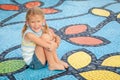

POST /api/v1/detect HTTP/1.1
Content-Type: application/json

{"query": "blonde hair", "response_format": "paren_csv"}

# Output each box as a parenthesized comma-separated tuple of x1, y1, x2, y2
(22, 7, 49, 36)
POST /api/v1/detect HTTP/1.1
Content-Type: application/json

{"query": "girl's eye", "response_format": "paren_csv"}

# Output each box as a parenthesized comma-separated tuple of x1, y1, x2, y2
(31, 21, 35, 23)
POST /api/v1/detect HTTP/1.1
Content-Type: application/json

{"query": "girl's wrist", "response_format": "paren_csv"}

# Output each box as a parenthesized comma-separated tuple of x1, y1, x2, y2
(46, 43, 50, 50)
(46, 46, 50, 51)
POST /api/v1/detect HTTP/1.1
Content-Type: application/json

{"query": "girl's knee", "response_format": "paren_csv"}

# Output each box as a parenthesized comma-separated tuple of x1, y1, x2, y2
(41, 33, 51, 40)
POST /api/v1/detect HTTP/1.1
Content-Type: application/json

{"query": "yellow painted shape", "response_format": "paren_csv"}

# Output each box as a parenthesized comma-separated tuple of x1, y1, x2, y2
(101, 55, 120, 67)
(91, 8, 110, 17)
(67, 51, 91, 69)
(80, 70, 120, 80)
(117, 13, 120, 18)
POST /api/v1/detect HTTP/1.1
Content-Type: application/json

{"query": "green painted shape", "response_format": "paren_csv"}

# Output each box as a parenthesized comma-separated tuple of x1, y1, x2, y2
(0, 60, 25, 74)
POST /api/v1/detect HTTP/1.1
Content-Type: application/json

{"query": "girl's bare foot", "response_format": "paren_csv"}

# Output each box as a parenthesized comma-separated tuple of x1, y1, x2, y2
(49, 63, 65, 70)
(59, 60, 69, 69)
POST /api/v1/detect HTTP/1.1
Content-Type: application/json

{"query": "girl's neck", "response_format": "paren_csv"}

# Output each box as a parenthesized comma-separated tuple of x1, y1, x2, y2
(27, 26, 42, 33)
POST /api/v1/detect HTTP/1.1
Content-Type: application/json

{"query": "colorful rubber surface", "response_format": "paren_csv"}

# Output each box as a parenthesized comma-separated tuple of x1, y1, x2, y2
(0, 0, 120, 80)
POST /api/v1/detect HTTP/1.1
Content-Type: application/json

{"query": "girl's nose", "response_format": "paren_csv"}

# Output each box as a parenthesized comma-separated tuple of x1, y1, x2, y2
(34, 22, 38, 26)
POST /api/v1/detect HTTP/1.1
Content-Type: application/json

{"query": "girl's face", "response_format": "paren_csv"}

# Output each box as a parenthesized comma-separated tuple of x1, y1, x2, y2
(27, 15, 44, 32)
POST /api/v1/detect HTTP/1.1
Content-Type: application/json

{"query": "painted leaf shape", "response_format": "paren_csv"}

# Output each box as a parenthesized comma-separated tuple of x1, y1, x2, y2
(69, 36, 104, 46)
(65, 24, 88, 35)
(67, 51, 91, 69)
(42, 8, 59, 14)
(80, 70, 120, 80)
(25, 1, 41, 9)
(0, 4, 19, 10)
(0, 60, 25, 74)
(91, 8, 110, 17)
(101, 55, 120, 67)
(117, 13, 120, 18)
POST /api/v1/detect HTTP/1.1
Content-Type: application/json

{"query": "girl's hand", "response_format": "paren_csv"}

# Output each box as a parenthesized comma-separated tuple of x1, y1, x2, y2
(46, 41, 55, 51)
(48, 41, 58, 51)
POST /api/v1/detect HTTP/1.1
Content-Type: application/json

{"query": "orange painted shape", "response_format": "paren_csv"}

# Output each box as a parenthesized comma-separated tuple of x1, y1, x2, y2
(42, 8, 58, 14)
(25, 1, 41, 9)
(0, 4, 19, 10)
(65, 25, 87, 35)
(69, 36, 103, 45)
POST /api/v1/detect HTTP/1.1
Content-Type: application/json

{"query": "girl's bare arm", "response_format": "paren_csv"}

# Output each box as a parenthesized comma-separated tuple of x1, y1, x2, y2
(51, 31, 61, 47)
(25, 32, 53, 50)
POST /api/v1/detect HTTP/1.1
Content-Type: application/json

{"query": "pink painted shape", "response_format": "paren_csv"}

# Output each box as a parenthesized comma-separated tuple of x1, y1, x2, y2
(65, 25, 87, 35)
(42, 8, 58, 14)
(25, 1, 41, 9)
(0, 4, 19, 10)
(69, 36, 103, 45)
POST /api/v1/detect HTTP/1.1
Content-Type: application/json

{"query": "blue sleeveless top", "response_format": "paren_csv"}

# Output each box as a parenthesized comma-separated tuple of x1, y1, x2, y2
(21, 27, 42, 65)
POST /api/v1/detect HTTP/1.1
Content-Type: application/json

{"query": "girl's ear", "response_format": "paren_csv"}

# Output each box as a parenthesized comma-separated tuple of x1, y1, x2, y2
(42, 19, 46, 26)
(43, 19, 46, 23)
(25, 21, 29, 27)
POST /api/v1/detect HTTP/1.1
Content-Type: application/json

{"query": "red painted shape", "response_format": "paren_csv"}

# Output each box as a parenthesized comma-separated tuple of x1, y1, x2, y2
(25, 1, 41, 9)
(0, 4, 19, 10)
(42, 8, 58, 14)
(69, 36, 103, 45)
(65, 25, 87, 35)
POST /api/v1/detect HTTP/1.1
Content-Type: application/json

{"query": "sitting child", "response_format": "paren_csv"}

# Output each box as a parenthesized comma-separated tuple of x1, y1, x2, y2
(21, 7, 69, 70)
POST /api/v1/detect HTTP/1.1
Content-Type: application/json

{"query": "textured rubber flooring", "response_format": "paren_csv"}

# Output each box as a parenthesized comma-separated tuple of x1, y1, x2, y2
(0, 0, 120, 80)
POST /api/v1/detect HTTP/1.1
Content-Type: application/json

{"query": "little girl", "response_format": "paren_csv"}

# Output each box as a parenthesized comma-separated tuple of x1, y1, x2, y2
(21, 7, 69, 70)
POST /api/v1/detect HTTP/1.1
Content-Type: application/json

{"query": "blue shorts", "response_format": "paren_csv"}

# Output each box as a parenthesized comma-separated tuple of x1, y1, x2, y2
(29, 53, 46, 69)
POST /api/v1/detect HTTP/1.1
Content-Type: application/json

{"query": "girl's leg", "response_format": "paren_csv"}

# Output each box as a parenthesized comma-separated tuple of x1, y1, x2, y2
(41, 33, 65, 70)
(49, 41, 69, 69)
(46, 41, 69, 68)
(44, 50, 65, 70)
(35, 45, 46, 65)
(52, 51, 69, 69)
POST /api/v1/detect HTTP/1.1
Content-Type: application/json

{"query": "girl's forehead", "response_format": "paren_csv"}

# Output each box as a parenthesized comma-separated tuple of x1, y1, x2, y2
(28, 15, 44, 20)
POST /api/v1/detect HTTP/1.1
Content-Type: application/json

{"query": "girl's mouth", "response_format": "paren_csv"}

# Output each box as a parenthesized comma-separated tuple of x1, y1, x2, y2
(34, 27, 41, 30)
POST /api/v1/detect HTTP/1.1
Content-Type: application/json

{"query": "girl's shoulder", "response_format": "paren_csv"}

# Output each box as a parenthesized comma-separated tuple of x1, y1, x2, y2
(22, 29, 34, 41)
(23, 29, 32, 37)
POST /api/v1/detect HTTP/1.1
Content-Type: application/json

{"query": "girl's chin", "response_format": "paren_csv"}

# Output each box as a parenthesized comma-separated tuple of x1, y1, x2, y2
(33, 28, 41, 32)
(34, 28, 41, 32)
